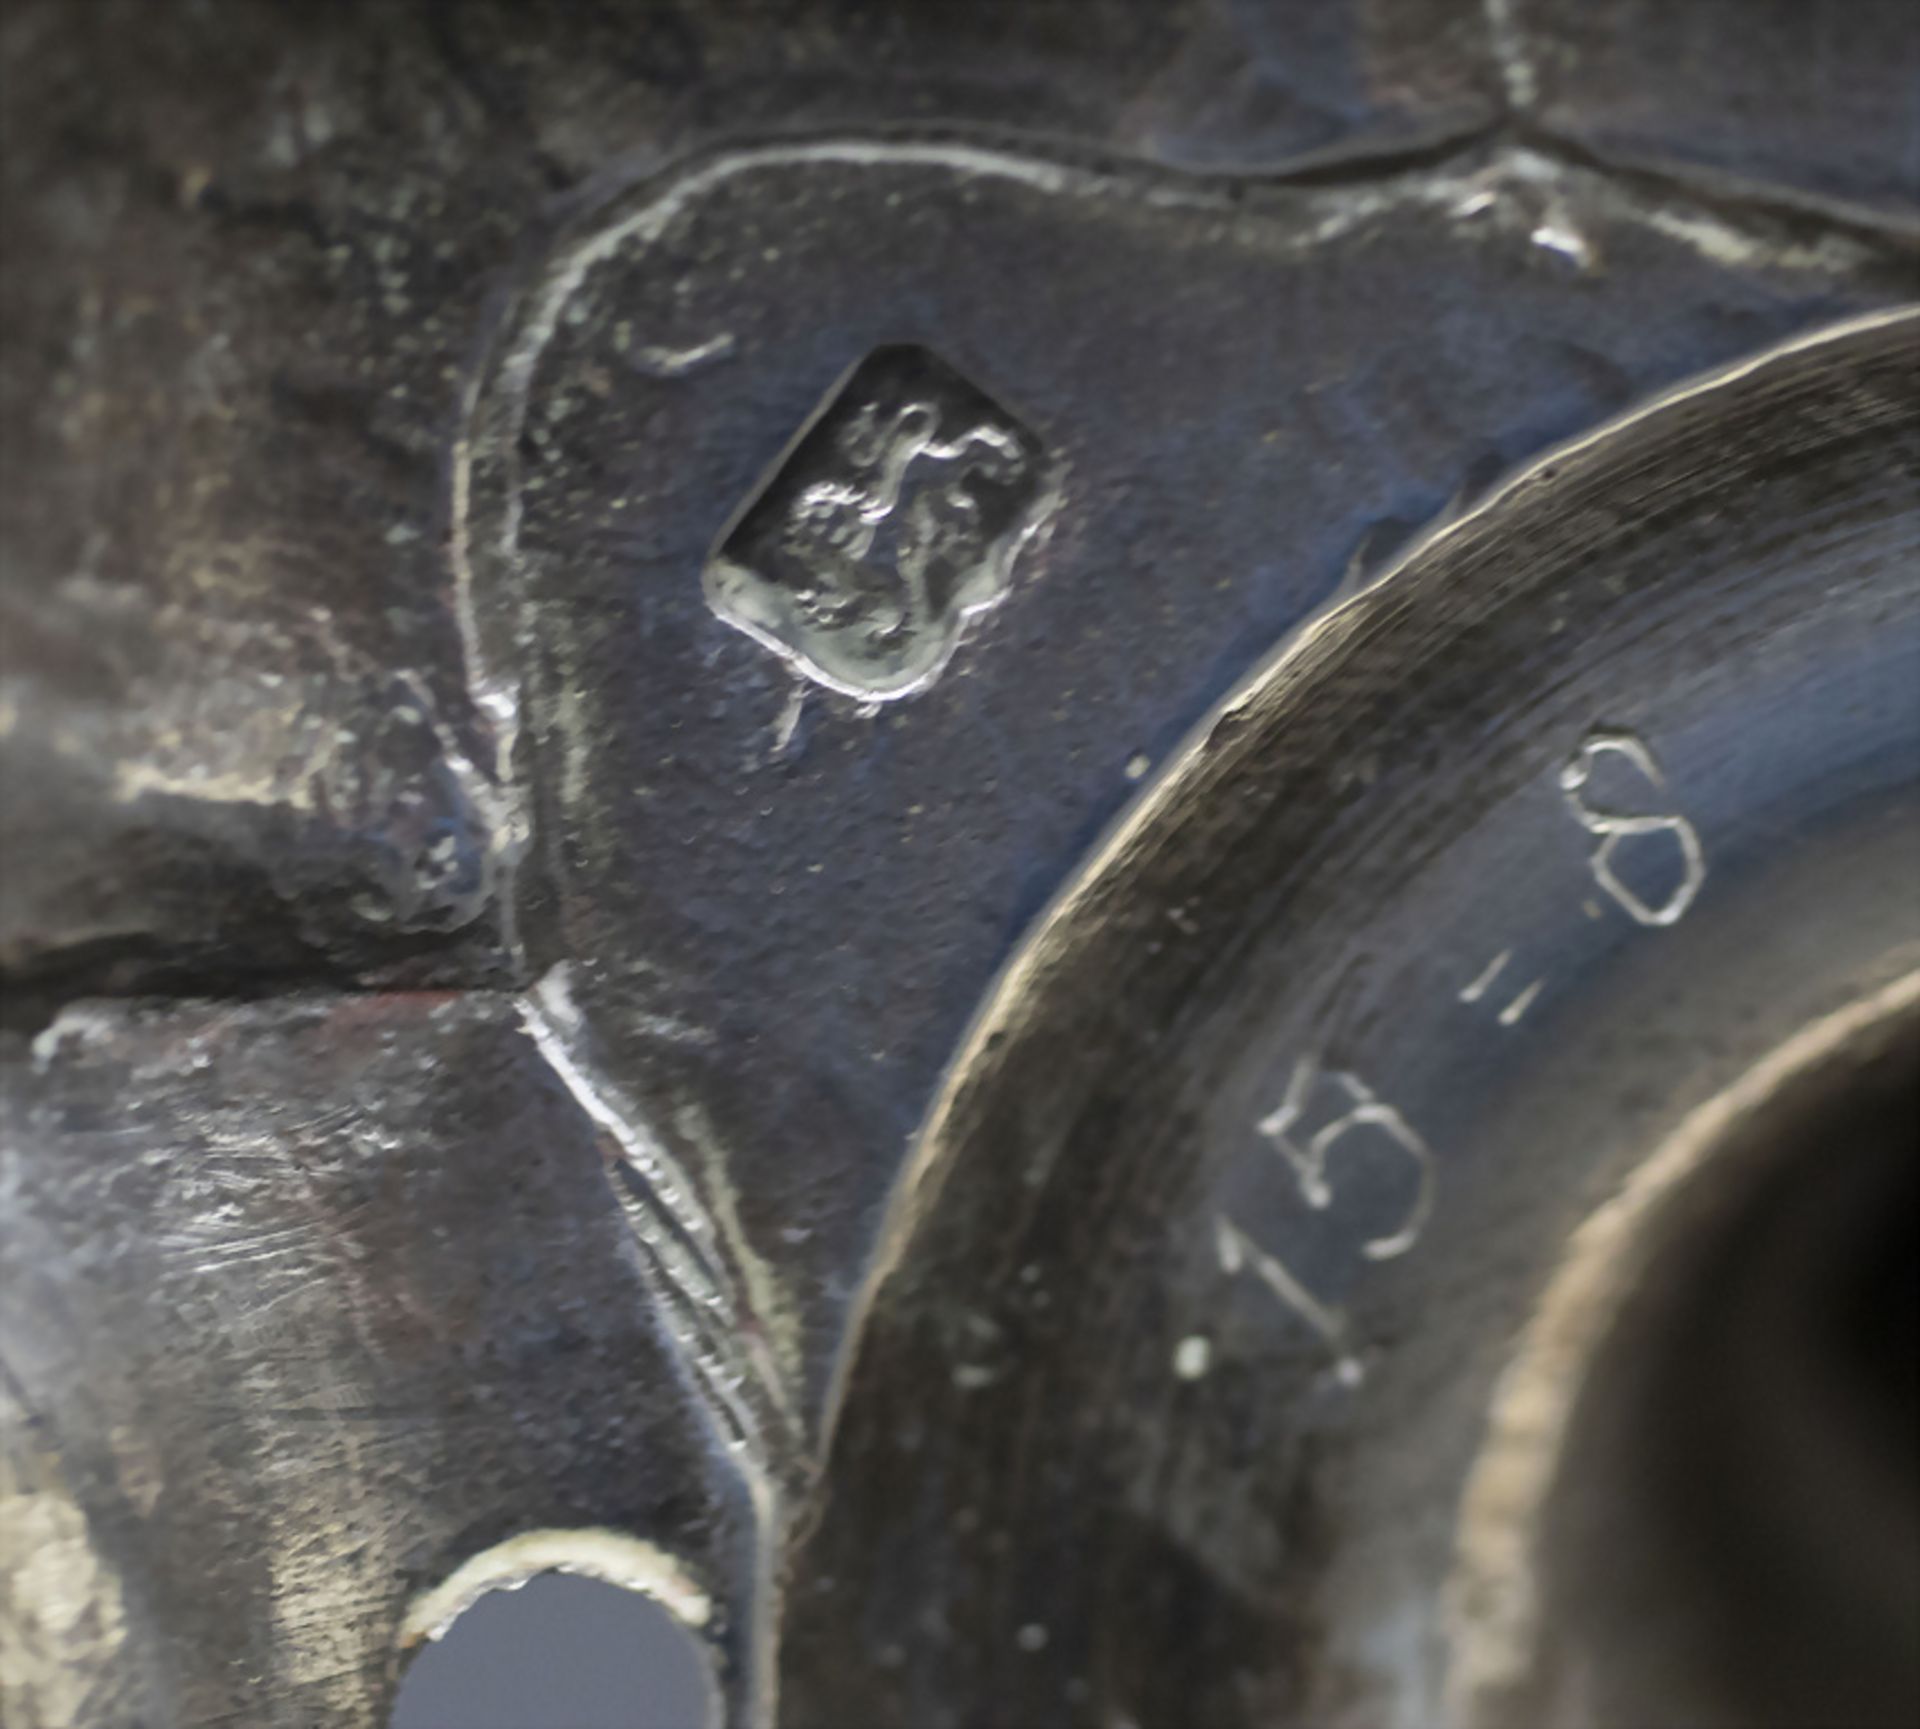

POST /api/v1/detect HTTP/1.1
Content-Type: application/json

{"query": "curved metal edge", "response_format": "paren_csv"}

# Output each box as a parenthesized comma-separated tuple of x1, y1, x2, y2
(1442, 963, 1920, 1722)
(827, 303, 1920, 1455)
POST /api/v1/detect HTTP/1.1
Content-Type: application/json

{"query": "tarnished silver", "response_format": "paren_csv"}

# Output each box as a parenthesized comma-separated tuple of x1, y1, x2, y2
(3, 3, 1916, 1726)
(704, 344, 1059, 700)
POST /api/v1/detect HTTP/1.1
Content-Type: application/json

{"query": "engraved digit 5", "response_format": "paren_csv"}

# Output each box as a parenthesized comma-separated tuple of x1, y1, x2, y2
(1559, 729, 1706, 927)
(1257, 1055, 1436, 1261)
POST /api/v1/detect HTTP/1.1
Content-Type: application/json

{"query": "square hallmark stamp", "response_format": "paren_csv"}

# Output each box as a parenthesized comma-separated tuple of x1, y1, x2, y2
(704, 345, 1058, 700)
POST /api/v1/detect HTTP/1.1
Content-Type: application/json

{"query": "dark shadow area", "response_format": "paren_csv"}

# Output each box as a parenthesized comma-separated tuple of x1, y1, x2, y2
(1539, 1002, 1920, 1728)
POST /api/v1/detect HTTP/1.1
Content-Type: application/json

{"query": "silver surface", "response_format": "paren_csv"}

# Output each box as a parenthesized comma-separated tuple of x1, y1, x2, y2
(3, 4, 1916, 1725)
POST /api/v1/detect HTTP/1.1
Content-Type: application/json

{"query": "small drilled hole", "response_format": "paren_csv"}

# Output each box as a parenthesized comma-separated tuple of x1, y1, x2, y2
(390, 1572, 717, 1729)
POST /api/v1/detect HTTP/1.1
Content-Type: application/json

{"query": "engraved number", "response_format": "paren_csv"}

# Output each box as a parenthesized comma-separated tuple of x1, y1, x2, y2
(1256, 1055, 1435, 1261)
(1559, 729, 1705, 927)
(1218, 1057, 1437, 1386)
(1216, 1215, 1363, 1386)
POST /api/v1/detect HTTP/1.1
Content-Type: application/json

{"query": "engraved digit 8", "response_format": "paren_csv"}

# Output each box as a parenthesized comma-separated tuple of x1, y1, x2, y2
(1560, 729, 1706, 927)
